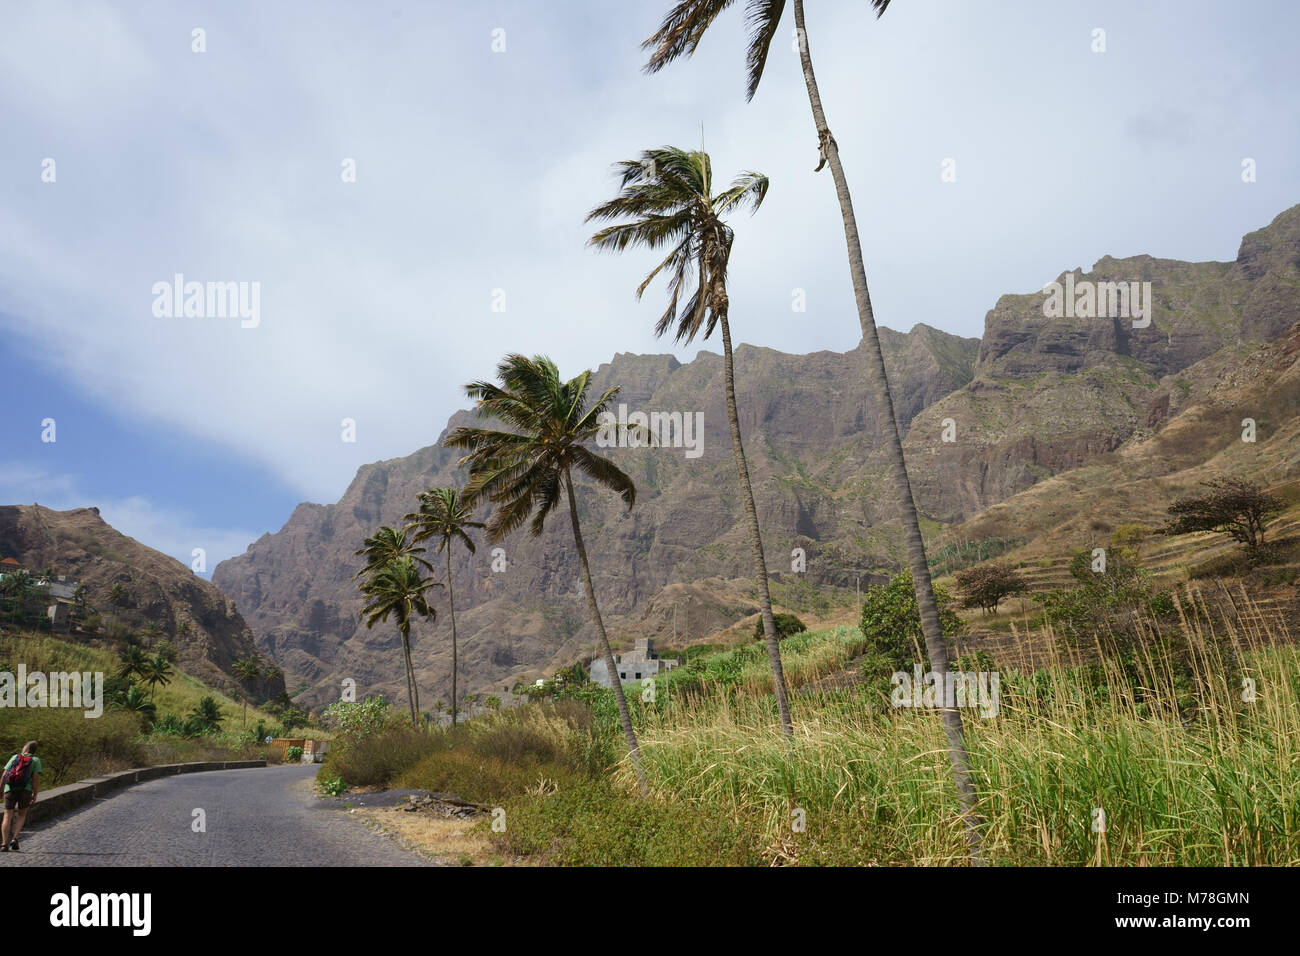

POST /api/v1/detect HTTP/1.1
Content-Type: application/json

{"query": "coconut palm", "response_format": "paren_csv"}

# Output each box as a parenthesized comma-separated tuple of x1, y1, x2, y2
(353, 525, 432, 581)
(141, 654, 174, 699)
(404, 487, 484, 729)
(587, 145, 794, 739)
(642, 0, 984, 859)
(445, 354, 649, 795)
(120, 683, 157, 727)
(0, 570, 32, 625)
(187, 695, 224, 733)
(358, 557, 440, 724)
(232, 655, 262, 727)
(117, 644, 149, 682)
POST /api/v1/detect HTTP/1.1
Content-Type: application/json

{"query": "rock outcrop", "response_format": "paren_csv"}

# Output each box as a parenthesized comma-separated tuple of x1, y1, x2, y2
(0, 504, 280, 697)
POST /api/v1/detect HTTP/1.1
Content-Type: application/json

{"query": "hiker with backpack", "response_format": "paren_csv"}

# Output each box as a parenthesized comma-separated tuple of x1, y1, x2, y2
(1, 741, 41, 852)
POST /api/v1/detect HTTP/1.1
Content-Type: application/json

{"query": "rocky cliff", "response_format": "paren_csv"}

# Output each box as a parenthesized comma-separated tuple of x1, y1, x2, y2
(212, 204, 1300, 710)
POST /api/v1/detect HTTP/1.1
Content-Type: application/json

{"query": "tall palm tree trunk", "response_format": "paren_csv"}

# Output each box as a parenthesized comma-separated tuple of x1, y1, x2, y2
(564, 469, 648, 796)
(718, 311, 794, 738)
(400, 627, 419, 723)
(792, 0, 983, 862)
(446, 548, 459, 728)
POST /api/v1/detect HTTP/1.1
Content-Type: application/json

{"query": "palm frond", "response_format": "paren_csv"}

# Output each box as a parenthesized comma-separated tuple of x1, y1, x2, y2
(643, 0, 739, 74)
(570, 446, 637, 510)
(743, 0, 786, 100)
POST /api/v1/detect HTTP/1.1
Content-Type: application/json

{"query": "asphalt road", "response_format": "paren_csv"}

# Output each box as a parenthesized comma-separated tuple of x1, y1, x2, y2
(0, 764, 430, 867)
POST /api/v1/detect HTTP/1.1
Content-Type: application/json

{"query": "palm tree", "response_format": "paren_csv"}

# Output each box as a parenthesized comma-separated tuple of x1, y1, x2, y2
(358, 557, 440, 723)
(355, 524, 434, 717)
(445, 354, 649, 795)
(353, 525, 432, 581)
(117, 644, 148, 682)
(232, 655, 262, 727)
(141, 654, 174, 699)
(642, 0, 985, 860)
(120, 683, 157, 727)
(405, 487, 484, 729)
(587, 145, 794, 739)
(0, 570, 31, 625)
(187, 695, 224, 733)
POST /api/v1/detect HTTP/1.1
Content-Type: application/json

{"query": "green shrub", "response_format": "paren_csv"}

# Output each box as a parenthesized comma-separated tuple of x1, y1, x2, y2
(286, 745, 304, 762)
(859, 571, 962, 695)
(317, 722, 434, 789)
(0, 709, 146, 787)
(753, 613, 807, 641)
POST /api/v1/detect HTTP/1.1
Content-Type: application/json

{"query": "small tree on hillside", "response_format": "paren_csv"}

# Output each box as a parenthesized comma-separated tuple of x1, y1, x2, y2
(1161, 478, 1283, 559)
(860, 571, 963, 691)
(954, 564, 1028, 615)
(752, 613, 807, 640)
(1111, 524, 1151, 560)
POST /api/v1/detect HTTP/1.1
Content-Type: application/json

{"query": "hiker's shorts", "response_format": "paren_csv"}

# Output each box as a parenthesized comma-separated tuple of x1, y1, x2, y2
(3, 790, 33, 810)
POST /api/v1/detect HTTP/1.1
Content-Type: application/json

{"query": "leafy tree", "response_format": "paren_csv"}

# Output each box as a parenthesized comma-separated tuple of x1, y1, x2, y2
(322, 697, 397, 742)
(860, 571, 963, 685)
(358, 557, 440, 724)
(1035, 548, 1169, 645)
(446, 354, 649, 795)
(109, 582, 129, 607)
(271, 702, 310, 732)
(641, 0, 984, 861)
(588, 145, 797, 737)
(110, 621, 141, 647)
(955, 564, 1028, 615)
(1111, 524, 1151, 560)
(1161, 477, 1283, 558)
(485, 695, 502, 711)
(556, 661, 590, 685)
(405, 486, 484, 729)
(752, 612, 806, 640)
(0, 570, 33, 625)
(152, 639, 178, 664)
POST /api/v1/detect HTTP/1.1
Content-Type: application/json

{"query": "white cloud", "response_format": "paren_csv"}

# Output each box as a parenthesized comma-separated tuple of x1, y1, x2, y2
(2, 0, 1296, 510)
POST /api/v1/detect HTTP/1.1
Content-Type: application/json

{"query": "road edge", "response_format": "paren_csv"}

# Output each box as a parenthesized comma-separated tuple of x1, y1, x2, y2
(23, 760, 267, 826)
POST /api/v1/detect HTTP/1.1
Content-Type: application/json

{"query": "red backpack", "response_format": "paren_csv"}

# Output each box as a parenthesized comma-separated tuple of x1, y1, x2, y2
(2, 754, 32, 791)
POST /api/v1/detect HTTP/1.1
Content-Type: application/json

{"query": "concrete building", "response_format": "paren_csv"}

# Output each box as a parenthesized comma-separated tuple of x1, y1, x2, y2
(590, 638, 681, 688)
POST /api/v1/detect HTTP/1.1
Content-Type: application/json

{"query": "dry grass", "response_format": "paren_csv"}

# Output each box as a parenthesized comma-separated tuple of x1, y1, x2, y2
(352, 807, 497, 865)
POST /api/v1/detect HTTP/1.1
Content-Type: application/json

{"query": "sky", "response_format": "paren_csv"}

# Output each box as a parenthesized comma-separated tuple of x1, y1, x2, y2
(1, 0, 1298, 576)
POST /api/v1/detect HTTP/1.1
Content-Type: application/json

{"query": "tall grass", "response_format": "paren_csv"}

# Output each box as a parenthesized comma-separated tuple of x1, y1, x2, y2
(613, 586, 1300, 865)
